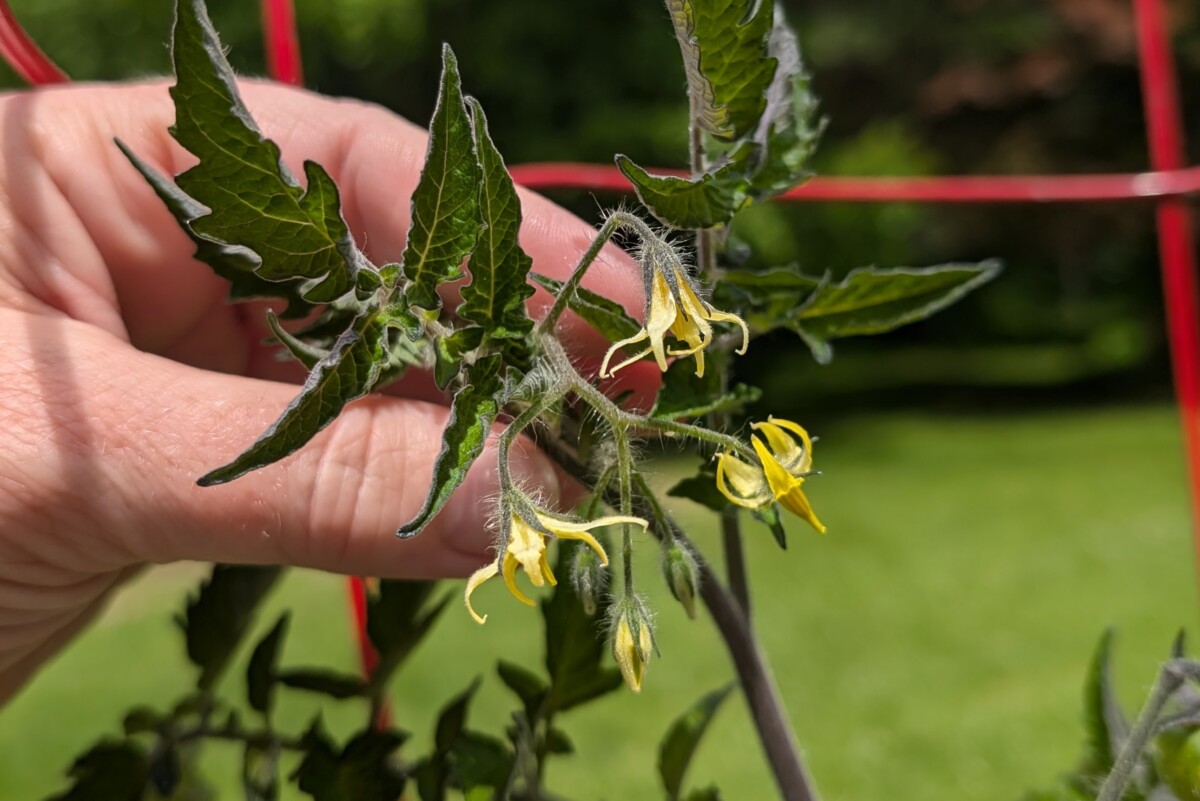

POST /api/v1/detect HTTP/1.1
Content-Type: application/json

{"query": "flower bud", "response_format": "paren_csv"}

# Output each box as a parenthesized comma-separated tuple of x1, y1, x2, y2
(662, 542, 700, 620)
(570, 538, 609, 617)
(609, 598, 654, 693)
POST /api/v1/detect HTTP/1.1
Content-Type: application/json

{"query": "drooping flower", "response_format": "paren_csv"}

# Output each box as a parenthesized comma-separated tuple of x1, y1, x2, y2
(599, 254, 748, 379)
(612, 607, 654, 693)
(715, 416, 826, 534)
(465, 508, 647, 624)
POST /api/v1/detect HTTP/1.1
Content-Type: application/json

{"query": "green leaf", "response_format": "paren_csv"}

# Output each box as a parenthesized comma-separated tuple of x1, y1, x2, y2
(450, 732, 513, 797)
(665, 0, 777, 140)
(659, 685, 734, 800)
(435, 679, 481, 753)
(433, 327, 485, 391)
(651, 357, 761, 420)
(461, 98, 535, 364)
(293, 725, 407, 801)
(198, 310, 387, 485)
(147, 745, 182, 797)
(367, 581, 450, 686)
(396, 355, 504, 538)
(243, 743, 280, 801)
(529, 273, 641, 342)
(544, 727, 574, 755)
(154, 0, 367, 306)
(181, 565, 282, 692)
(712, 265, 823, 334)
(667, 463, 729, 514)
(277, 669, 367, 700)
(496, 660, 549, 718)
(792, 262, 1002, 364)
(247, 613, 290, 715)
(121, 707, 163, 736)
(683, 788, 724, 801)
(748, 6, 823, 199)
(1081, 629, 1130, 778)
(543, 544, 624, 712)
(401, 44, 481, 313)
(266, 311, 327, 370)
(616, 142, 756, 229)
(49, 740, 148, 801)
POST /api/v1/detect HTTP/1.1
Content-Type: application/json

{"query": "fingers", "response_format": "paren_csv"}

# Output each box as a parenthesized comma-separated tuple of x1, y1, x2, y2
(1, 81, 646, 363)
(0, 311, 562, 579)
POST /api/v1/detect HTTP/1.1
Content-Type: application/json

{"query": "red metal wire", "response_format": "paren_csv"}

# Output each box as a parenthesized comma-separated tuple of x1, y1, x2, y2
(260, 0, 303, 87)
(0, 1, 66, 85)
(509, 162, 1200, 204)
(1133, 0, 1200, 588)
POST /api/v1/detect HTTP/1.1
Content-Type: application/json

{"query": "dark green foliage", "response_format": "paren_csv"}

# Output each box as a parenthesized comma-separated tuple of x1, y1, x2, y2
(180, 565, 282, 692)
(366, 580, 451, 688)
(247, 614, 289, 716)
(1080, 629, 1130, 782)
(415, 679, 514, 801)
(651, 357, 761, 420)
(713, 266, 823, 334)
(658, 685, 734, 800)
(668, 463, 729, 514)
(496, 661, 549, 721)
(616, 144, 756, 230)
(277, 669, 368, 700)
(396, 355, 505, 538)
(400, 45, 481, 314)
(198, 312, 388, 485)
(530, 273, 642, 342)
(243, 744, 280, 801)
(48, 741, 148, 801)
(293, 724, 408, 801)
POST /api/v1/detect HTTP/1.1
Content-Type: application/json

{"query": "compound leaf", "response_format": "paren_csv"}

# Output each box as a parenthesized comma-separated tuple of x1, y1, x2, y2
(293, 725, 407, 801)
(396, 355, 504, 538)
(530, 273, 641, 342)
(616, 142, 756, 229)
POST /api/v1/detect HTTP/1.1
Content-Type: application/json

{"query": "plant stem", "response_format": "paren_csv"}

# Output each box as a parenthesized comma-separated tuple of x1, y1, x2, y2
(721, 506, 751, 615)
(630, 413, 756, 461)
(1097, 661, 1186, 801)
(538, 435, 820, 801)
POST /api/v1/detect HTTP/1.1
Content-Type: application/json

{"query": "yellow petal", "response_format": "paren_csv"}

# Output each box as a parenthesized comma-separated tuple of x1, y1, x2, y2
(600, 328, 650, 378)
(464, 562, 500, 625)
(704, 303, 750, 355)
(779, 484, 827, 534)
(715, 452, 772, 508)
(752, 436, 803, 498)
(752, 420, 811, 475)
(501, 553, 537, 607)
(614, 617, 649, 692)
(540, 550, 558, 586)
(645, 269, 678, 371)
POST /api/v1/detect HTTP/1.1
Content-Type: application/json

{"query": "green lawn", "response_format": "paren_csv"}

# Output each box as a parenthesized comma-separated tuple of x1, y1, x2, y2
(1, 405, 1195, 801)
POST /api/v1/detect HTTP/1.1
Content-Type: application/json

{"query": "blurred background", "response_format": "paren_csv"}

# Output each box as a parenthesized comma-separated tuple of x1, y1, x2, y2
(0, 1, 1198, 799)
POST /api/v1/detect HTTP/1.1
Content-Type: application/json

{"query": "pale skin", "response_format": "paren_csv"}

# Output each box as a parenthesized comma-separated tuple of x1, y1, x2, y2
(0, 80, 656, 704)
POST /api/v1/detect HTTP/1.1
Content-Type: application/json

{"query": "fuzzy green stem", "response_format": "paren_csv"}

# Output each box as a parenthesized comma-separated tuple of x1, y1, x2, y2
(1097, 661, 1186, 801)
(498, 388, 567, 495)
(633, 472, 675, 545)
(630, 414, 756, 461)
(539, 211, 653, 335)
(616, 428, 636, 592)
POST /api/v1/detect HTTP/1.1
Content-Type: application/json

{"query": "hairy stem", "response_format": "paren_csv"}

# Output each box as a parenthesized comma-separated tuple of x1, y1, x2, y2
(629, 413, 756, 461)
(1097, 661, 1186, 801)
(538, 435, 819, 801)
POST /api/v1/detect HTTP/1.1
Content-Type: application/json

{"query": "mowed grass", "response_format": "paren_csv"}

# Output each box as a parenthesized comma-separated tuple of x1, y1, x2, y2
(0, 405, 1195, 801)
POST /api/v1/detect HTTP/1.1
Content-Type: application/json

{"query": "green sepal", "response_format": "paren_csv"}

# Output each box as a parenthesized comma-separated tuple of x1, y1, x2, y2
(434, 327, 485, 390)
(542, 544, 624, 712)
(665, 0, 778, 140)
(400, 44, 482, 313)
(753, 504, 788, 550)
(530, 273, 641, 342)
(461, 98, 536, 365)
(246, 613, 290, 716)
(198, 309, 387, 485)
(179, 565, 282, 692)
(659, 684, 735, 800)
(163, 0, 367, 305)
(292, 723, 408, 801)
(396, 355, 504, 538)
(748, 7, 823, 200)
(791, 261, 1003, 364)
(616, 142, 757, 229)
(651, 357, 761, 420)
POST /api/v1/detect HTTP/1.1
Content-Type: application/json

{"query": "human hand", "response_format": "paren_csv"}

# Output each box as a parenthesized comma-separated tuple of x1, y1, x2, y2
(0, 81, 652, 703)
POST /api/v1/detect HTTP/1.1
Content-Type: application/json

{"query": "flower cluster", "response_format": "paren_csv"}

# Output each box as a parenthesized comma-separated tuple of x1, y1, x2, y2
(716, 417, 826, 534)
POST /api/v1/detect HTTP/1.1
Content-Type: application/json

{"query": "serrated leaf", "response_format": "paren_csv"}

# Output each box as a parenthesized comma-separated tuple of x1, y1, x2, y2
(181, 565, 282, 692)
(155, 0, 367, 306)
(48, 740, 148, 801)
(530, 273, 641, 342)
(749, 6, 823, 199)
(401, 45, 481, 313)
(243, 743, 280, 801)
(277, 669, 367, 700)
(667, 463, 729, 514)
(713, 265, 824, 334)
(247, 613, 289, 715)
(293, 726, 407, 801)
(666, 0, 778, 140)
(434, 327, 485, 391)
(266, 311, 327, 370)
(1081, 629, 1130, 778)
(198, 309, 386, 485)
(396, 355, 504, 538)
(792, 262, 1002, 364)
(659, 685, 734, 800)
(616, 142, 756, 229)
(461, 98, 535, 364)
(651, 357, 761, 420)
(543, 545, 624, 712)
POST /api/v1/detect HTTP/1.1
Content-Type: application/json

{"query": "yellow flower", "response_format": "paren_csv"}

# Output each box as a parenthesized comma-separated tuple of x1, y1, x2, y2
(613, 612, 654, 693)
(599, 260, 748, 379)
(465, 509, 647, 624)
(715, 416, 826, 534)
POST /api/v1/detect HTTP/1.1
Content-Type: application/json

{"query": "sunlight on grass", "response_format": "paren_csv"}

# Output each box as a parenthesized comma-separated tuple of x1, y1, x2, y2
(0, 405, 1194, 801)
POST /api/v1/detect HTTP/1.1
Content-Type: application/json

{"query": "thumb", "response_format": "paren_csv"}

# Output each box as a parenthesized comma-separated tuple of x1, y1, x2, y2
(3, 311, 558, 579)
